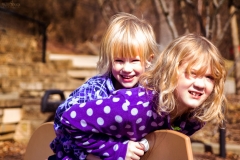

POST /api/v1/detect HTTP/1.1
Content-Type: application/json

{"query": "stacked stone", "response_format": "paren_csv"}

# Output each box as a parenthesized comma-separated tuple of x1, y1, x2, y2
(0, 28, 84, 142)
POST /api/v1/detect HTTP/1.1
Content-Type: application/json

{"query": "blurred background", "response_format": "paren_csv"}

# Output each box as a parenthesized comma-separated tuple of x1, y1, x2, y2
(0, 0, 240, 159)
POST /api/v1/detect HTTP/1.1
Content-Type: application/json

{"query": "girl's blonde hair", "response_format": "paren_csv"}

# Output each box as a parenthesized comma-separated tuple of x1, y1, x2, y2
(140, 33, 227, 124)
(97, 12, 159, 75)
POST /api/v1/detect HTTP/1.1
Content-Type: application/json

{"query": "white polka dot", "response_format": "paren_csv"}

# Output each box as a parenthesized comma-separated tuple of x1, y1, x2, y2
(122, 100, 130, 111)
(137, 101, 143, 105)
(92, 128, 99, 133)
(123, 140, 129, 144)
(115, 115, 122, 123)
(87, 108, 93, 116)
(138, 92, 145, 96)
(116, 134, 122, 138)
(81, 120, 87, 127)
(142, 133, 147, 137)
(131, 108, 138, 116)
(110, 125, 117, 130)
(79, 103, 86, 107)
(83, 141, 90, 145)
(125, 124, 131, 128)
(113, 144, 119, 151)
(127, 132, 134, 136)
(153, 112, 157, 119)
(99, 144, 105, 149)
(103, 152, 109, 156)
(113, 97, 120, 102)
(151, 121, 158, 127)
(117, 157, 124, 160)
(87, 149, 92, 153)
(104, 106, 111, 114)
(125, 90, 132, 96)
(97, 117, 104, 125)
(70, 111, 76, 118)
(131, 137, 137, 141)
(136, 118, 142, 124)
(146, 110, 152, 117)
(96, 99, 103, 105)
(139, 125, 145, 131)
(159, 121, 164, 126)
(143, 102, 149, 107)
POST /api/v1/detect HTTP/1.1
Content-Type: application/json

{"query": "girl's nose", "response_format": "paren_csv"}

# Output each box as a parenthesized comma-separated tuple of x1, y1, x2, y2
(122, 62, 133, 73)
(193, 77, 205, 89)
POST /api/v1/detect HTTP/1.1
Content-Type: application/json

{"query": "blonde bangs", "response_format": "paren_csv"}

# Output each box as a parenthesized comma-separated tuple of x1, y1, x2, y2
(182, 45, 225, 82)
(110, 27, 150, 64)
(112, 40, 144, 60)
(184, 54, 210, 75)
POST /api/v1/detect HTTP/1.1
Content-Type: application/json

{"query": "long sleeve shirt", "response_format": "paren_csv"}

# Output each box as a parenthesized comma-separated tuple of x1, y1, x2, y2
(50, 75, 116, 160)
(61, 86, 204, 160)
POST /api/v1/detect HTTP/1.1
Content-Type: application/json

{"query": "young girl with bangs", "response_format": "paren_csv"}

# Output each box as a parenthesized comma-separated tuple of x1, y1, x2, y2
(60, 33, 227, 160)
(49, 12, 159, 160)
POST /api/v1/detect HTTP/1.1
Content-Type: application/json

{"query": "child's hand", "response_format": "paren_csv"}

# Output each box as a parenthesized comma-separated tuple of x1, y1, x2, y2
(125, 141, 145, 160)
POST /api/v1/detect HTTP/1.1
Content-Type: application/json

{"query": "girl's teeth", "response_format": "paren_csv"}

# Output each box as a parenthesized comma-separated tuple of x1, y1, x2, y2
(191, 92, 200, 96)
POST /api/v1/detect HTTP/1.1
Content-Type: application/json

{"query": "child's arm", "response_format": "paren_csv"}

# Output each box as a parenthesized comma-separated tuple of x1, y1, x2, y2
(72, 131, 144, 160)
(61, 88, 155, 159)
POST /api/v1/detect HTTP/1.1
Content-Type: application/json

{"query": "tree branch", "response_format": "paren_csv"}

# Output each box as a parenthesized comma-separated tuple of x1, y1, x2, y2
(215, 9, 237, 46)
(158, 0, 178, 38)
(97, 0, 110, 24)
(180, 0, 189, 34)
(184, 0, 206, 36)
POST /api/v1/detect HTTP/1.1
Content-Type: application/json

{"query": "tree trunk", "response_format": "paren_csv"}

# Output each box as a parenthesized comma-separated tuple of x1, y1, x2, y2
(230, 5, 240, 94)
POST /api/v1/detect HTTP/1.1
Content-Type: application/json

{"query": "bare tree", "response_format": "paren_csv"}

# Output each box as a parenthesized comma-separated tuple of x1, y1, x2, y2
(155, 0, 178, 39)
(229, 1, 240, 94)
(153, 0, 240, 94)
(97, 0, 144, 24)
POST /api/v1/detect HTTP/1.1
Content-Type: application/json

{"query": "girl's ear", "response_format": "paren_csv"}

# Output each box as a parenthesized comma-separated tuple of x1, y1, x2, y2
(148, 54, 154, 62)
(145, 54, 154, 69)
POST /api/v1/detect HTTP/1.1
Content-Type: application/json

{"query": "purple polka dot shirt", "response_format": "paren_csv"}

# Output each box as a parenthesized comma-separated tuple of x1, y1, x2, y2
(61, 87, 204, 159)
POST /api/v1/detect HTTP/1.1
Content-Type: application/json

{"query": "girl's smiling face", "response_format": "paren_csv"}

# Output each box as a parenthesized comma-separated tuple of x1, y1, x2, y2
(174, 62, 215, 112)
(112, 56, 145, 90)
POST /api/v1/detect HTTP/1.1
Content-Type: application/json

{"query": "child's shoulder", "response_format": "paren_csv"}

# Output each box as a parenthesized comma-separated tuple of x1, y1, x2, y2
(81, 75, 111, 87)
(70, 75, 111, 96)
(86, 75, 109, 82)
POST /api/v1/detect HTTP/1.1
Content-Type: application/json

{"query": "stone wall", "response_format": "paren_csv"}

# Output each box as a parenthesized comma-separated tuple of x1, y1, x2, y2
(0, 28, 93, 142)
